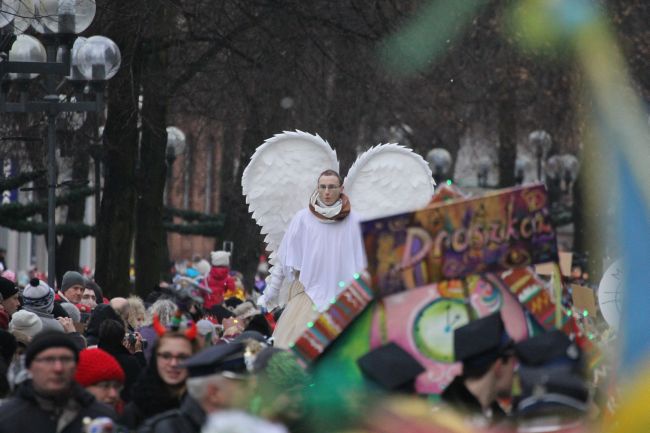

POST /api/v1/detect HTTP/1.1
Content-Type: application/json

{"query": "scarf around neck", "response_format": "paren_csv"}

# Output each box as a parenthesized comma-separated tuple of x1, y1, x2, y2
(309, 190, 351, 222)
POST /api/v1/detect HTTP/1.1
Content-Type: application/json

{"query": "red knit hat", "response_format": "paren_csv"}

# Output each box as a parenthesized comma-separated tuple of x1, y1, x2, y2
(74, 348, 125, 387)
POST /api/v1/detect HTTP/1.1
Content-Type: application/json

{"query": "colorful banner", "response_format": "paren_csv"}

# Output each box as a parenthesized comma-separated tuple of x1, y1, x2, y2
(362, 184, 558, 296)
(291, 273, 374, 366)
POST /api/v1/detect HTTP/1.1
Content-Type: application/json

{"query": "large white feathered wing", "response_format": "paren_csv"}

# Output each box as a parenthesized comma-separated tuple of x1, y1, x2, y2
(242, 130, 339, 265)
(344, 143, 435, 220)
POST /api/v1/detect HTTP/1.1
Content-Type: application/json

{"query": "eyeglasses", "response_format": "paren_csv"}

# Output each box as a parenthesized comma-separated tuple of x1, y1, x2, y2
(318, 184, 340, 191)
(157, 352, 191, 362)
(93, 381, 124, 392)
(32, 356, 76, 366)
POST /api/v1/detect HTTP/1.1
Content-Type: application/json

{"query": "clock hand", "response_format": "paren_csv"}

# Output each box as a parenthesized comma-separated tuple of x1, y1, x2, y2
(444, 304, 451, 332)
(449, 313, 462, 328)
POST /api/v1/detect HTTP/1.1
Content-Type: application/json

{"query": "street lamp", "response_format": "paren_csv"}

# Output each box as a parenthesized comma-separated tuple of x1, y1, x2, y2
(515, 155, 532, 185)
(545, 154, 580, 193)
(1, 1, 121, 289)
(165, 126, 186, 205)
(426, 148, 452, 185)
(477, 156, 491, 188)
(528, 130, 552, 181)
(544, 153, 580, 227)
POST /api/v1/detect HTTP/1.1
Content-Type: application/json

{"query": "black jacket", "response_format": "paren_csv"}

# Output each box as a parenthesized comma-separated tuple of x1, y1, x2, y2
(85, 304, 122, 346)
(440, 376, 507, 423)
(98, 340, 145, 403)
(137, 395, 206, 433)
(120, 370, 184, 430)
(0, 380, 115, 433)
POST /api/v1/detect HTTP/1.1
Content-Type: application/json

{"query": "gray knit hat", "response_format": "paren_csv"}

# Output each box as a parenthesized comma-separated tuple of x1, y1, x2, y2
(61, 271, 86, 293)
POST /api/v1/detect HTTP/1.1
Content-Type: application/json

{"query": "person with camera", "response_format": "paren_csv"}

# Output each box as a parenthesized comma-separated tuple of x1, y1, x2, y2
(121, 327, 199, 430)
(97, 319, 145, 404)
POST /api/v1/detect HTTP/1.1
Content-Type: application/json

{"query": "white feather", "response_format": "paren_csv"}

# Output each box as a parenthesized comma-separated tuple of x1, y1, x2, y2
(242, 130, 339, 265)
(344, 143, 435, 220)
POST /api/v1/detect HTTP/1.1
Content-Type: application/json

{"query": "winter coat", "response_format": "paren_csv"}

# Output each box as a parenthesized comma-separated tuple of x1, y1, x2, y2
(137, 325, 158, 364)
(23, 308, 65, 333)
(85, 303, 123, 346)
(204, 266, 235, 309)
(0, 309, 9, 330)
(120, 367, 185, 430)
(137, 395, 205, 433)
(0, 380, 115, 433)
(98, 340, 146, 403)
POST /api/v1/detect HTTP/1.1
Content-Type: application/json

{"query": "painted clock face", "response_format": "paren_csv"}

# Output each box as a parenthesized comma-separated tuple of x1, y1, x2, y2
(412, 298, 470, 363)
(598, 259, 623, 330)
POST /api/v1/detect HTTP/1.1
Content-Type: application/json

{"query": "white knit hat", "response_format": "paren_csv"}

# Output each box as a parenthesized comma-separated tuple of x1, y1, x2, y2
(196, 319, 215, 336)
(9, 310, 43, 338)
(210, 251, 230, 267)
(195, 259, 211, 275)
(22, 278, 55, 314)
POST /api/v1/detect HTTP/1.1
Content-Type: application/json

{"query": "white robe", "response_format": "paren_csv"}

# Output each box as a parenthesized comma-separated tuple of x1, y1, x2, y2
(275, 208, 367, 312)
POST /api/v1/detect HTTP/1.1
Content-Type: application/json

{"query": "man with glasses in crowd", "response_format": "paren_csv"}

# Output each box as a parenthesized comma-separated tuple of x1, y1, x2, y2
(257, 169, 367, 348)
(0, 332, 115, 433)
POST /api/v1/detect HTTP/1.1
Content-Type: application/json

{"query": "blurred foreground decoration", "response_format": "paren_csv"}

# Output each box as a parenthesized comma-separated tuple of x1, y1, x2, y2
(510, 0, 650, 377)
(376, 0, 649, 430)
(292, 0, 648, 429)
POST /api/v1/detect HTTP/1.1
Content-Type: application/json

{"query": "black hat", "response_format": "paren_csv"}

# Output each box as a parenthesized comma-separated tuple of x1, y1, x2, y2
(515, 330, 583, 374)
(181, 341, 248, 379)
(357, 342, 425, 392)
(224, 297, 243, 309)
(85, 280, 104, 302)
(208, 304, 234, 323)
(25, 331, 80, 368)
(454, 312, 512, 373)
(0, 276, 18, 301)
(231, 330, 268, 345)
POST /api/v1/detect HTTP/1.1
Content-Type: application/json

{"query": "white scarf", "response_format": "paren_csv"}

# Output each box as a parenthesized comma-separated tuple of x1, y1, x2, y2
(310, 191, 342, 222)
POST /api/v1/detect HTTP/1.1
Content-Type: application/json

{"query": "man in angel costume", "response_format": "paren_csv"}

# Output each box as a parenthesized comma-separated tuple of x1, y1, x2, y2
(259, 169, 366, 347)
(243, 131, 435, 348)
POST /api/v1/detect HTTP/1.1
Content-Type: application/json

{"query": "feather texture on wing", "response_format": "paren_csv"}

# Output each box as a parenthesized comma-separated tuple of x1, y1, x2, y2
(344, 143, 435, 220)
(242, 130, 339, 265)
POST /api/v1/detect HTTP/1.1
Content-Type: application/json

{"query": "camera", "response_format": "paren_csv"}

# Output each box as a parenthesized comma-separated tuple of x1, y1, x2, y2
(125, 332, 148, 349)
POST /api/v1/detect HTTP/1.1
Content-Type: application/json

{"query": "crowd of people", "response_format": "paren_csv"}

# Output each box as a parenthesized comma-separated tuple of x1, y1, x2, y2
(0, 252, 306, 433)
(0, 169, 611, 433)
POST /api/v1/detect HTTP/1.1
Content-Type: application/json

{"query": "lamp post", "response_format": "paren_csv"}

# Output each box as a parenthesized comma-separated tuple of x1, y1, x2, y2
(545, 153, 580, 226)
(477, 156, 491, 188)
(1, 2, 121, 288)
(515, 155, 531, 185)
(165, 126, 186, 206)
(545, 154, 580, 193)
(528, 130, 552, 181)
(162, 126, 185, 278)
(426, 148, 452, 185)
